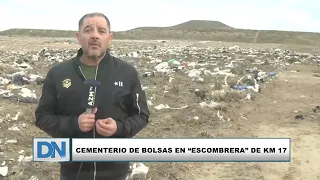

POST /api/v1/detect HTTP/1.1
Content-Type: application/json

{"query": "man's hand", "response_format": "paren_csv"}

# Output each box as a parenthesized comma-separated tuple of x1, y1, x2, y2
(96, 118, 117, 137)
(78, 108, 97, 132)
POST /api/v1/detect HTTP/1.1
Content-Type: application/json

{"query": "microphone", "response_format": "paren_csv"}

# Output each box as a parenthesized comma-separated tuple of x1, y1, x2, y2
(81, 79, 101, 114)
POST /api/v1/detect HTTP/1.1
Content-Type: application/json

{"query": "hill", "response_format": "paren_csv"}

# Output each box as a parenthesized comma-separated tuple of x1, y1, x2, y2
(1, 20, 320, 46)
(130, 20, 234, 30)
(169, 20, 234, 30)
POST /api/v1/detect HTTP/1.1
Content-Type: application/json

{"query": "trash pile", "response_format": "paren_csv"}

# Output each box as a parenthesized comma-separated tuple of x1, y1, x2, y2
(110, 44, 320, 109)
(0, 42, 320, 179)
(0, 45, 319, 105)
(0, 48, 77, 104)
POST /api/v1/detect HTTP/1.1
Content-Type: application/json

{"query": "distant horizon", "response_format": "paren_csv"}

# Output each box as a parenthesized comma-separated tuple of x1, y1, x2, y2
(1, 19, 319, 34)
(0, 0, 319, 33)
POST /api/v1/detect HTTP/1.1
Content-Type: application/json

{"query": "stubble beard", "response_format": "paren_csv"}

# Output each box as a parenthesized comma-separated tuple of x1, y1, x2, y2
(87, 49, 104, 61)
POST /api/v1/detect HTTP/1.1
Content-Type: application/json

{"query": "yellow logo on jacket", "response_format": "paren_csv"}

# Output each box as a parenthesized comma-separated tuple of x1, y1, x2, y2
(62, 79, 71, 88)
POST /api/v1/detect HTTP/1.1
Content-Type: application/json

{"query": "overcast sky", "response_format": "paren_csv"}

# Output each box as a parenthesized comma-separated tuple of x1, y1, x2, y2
(0, 0, 319, 32)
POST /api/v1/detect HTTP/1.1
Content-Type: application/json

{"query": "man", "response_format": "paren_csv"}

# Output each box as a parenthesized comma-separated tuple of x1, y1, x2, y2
(35, 12, 150, 180)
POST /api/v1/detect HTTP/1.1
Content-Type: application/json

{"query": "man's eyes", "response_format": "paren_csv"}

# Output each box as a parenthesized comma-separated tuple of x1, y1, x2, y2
(84, 29, 106, 33)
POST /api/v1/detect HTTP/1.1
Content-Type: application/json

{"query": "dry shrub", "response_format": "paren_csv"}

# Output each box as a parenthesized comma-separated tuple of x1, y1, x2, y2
(0, 64, 19, 75)
(213, 91, 245, 103)
(213, 102, 228, 112)
(230, 67, 246, 75)
(222, 91, 246, 102)
(213, 78, 222, 90)
(226, 78, 238, 88)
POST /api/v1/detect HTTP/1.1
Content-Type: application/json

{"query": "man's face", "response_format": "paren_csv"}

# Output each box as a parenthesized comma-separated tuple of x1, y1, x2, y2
(76, 16, 112, 59)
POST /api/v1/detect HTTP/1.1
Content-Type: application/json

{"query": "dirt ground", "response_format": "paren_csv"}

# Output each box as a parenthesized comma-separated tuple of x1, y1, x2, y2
(187, 65, 320, 180)
(0, 37, 319, 180)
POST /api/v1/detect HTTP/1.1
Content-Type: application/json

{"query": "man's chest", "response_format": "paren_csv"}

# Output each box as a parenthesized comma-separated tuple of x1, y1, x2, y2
(55, 72, 132, 116)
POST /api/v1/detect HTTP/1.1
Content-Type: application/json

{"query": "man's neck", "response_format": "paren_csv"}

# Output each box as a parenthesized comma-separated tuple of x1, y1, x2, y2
(80, 53, 105, 66)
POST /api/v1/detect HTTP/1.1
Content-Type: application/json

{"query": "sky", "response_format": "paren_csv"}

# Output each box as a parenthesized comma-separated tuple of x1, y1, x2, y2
(0, 0, 319, 32)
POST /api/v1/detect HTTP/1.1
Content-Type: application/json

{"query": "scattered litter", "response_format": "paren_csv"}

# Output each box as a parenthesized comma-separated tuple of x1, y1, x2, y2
(188, 69, 201, 78)
(142, 72, 155, 77)
(17, 155, 32, 163)
(240, 113, 248, 120)
(312, 106, 320, 113)
(1, 42, 319, 179)
(12, 112, 20, 121)
(168, 58, 180, 66)
(194, 89, 206, 99)
(129, 162, 149, 179)
(155, 104, 170, 110)
(29, 176, 38, 180)
(155, 104, 188, 110)
(217, 111, 230, 122)
(170, 105, 188, 110)
(0, 166, 8, 177)
(200, 101, 219, 108)
(5, 140, 17, 144)
(22, 156, 32, 162)
(8, 123, 26, 131)
(295, 114, 304, 120)
(154, 62, 170, 73)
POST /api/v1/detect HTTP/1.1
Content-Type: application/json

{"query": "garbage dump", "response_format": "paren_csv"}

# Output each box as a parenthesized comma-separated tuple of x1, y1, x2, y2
(0, 42, 320, 180)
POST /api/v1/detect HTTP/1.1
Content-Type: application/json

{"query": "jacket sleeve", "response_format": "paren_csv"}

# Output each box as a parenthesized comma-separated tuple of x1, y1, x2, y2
(114, 69, 150, 138)
(35, 68, 81, 138)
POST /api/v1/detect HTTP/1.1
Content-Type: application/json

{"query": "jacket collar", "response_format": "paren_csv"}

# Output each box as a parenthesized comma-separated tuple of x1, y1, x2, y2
(73, 48, 112, 81)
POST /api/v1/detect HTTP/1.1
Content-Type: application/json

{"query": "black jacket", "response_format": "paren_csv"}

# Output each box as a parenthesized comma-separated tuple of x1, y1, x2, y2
(35, 48, 150, 179)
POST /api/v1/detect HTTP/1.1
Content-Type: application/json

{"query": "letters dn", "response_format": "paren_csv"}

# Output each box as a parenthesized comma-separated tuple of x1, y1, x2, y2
(33, 138, 70, 162)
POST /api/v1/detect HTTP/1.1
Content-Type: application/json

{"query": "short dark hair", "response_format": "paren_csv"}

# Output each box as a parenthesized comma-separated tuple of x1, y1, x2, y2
(78, 12, 111, 32)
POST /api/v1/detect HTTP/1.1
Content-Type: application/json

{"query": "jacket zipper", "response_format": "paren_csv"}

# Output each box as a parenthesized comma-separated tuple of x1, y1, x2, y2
(78, 65, 99, 180)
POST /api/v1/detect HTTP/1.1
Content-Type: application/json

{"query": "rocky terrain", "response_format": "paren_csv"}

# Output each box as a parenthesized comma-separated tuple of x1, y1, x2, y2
(0, 36, 319, 180)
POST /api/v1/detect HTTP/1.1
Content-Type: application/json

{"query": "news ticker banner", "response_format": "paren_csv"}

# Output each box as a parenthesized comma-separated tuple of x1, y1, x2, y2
(32, 138, 291, 162)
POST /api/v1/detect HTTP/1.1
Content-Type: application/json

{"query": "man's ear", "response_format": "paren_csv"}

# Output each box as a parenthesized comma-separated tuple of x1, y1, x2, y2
(76, 32, 80, 44)
(108, 33, 113, 47)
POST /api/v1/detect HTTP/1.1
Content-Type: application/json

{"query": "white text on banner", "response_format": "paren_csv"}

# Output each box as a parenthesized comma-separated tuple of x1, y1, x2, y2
(71, 138, 290, 162)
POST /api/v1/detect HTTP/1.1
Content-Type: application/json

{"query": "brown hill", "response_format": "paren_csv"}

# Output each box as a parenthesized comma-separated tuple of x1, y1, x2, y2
(130, 20, 234, 31)
(169, 20, 234, 30)
(1, 20, 320, 46)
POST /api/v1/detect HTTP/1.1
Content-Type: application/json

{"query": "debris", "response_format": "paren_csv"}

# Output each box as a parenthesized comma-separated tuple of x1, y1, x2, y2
(295, 114, 304, 120)
(1, 41, 320, 180)
(217, 111, 230, 122)
(0, 166, 8, 177)
(194, 89, 206, 100)
(29, 176, 38, 180)
(155, 104, 188, 110)
(12, 112, 20, 121)
(168, 59, 180, 66)
(129, 162, 149, 179)
(199, 101, 219, 108)
(188, 69, 201, 78)
(154, 62, 170, 73)
(155, 104, 170, 110)
(5, 140, 17, 144)
(170, 105, 188, 110)
(142, 72, 155, 77)
(312, 106, 320, 113)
